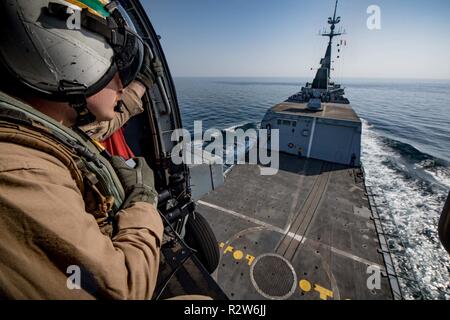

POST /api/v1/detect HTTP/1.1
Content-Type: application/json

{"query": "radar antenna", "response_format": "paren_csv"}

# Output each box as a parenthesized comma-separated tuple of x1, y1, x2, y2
(312, 0, 345, 89)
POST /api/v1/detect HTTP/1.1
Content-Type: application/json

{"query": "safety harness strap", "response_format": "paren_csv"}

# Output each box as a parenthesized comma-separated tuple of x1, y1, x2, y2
(0, 109, 115, 225)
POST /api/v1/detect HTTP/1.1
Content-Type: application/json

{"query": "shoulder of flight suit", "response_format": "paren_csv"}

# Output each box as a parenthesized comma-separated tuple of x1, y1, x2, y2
(0, 142, 163, 300)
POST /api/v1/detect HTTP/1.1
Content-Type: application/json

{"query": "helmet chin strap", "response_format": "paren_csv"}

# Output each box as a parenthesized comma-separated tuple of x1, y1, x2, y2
(59, 80, 97, 127)
(72, 98, 97, 127)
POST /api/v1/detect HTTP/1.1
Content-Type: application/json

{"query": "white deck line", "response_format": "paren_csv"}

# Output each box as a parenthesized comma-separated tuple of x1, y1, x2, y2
(198, 200, 384, 269)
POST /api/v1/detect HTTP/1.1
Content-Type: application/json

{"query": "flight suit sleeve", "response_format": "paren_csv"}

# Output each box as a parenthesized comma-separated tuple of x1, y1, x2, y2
(80, 86, 145, 141)
(0, 144, 163, 300)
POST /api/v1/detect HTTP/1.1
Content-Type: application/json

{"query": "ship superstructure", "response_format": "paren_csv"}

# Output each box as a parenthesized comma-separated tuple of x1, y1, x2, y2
(261, 0, 361, 166)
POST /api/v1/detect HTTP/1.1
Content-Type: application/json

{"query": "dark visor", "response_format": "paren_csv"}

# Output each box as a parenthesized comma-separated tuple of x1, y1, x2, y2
(114, 27, 144, 87)
(80, 2, 144, 87)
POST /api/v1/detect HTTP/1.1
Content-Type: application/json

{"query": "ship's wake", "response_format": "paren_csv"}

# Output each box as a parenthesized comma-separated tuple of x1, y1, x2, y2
(361, 119, 450, 300)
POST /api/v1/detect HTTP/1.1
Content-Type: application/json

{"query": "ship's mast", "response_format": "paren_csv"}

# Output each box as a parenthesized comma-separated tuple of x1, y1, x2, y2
(312, 0, 344, 90)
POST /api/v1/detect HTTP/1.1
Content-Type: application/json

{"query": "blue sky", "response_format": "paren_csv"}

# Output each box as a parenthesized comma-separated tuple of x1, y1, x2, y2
(143, 0, 450, 79)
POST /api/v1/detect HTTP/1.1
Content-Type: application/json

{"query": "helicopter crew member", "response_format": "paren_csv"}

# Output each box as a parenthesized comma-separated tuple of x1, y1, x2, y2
(0, 0, 165, 299)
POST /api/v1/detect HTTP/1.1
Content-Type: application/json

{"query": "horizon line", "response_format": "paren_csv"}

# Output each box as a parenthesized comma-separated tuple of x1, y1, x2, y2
(171, 75, 450, 81)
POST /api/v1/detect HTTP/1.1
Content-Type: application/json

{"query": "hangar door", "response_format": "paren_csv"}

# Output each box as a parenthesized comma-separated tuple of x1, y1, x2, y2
(309, 122, 357, 165)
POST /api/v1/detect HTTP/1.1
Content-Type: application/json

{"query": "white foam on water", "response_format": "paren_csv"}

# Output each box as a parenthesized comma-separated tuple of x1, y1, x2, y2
(361, 120, 450, 299)
(422, 165, 450, 190)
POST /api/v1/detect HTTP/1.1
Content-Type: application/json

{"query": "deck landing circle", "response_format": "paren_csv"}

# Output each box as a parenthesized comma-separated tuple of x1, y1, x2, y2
(250, 253, 297, 300)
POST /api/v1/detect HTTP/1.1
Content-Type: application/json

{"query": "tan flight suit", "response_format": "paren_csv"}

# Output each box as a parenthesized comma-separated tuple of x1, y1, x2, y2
(0, 88, 164, 300)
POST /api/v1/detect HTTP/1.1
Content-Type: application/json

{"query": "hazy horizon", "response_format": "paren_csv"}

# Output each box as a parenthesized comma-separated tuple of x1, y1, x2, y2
(172, 76, 450, 81)
(144, 0, 450, 80)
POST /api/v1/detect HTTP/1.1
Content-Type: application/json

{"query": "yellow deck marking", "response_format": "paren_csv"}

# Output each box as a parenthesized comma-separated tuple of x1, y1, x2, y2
(200, 200, 384, 269)
(299, 279, 312, 292)
(314, 284, 334, 300)
(220, 242, 255, 266)
(219, 242, 336, 300)
(233, 250, 244, 260)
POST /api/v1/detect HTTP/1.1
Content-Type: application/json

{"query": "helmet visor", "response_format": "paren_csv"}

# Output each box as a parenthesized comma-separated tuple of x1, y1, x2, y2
(109, 4, 144, 88)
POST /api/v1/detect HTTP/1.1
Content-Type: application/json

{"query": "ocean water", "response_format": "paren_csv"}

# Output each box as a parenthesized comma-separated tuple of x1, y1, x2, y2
(174, 77, 450, 300)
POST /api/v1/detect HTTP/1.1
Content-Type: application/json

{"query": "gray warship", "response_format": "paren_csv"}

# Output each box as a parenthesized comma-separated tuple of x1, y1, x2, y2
(191, 0, 403, 300)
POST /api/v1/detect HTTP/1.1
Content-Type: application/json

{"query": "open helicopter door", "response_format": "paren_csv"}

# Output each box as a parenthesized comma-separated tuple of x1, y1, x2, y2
(110, 0, 226, 300)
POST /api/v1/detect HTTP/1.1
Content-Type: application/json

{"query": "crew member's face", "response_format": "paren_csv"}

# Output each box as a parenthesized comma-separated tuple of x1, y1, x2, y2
(86, 73, 124, 121)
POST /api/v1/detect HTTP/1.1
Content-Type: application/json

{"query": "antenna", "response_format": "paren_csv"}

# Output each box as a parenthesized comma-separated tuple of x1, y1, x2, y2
(323, 0, 343, 41)
(333, 0, 338, 21)
(311, 0, 345, 89)
(290, 0, 351, 105)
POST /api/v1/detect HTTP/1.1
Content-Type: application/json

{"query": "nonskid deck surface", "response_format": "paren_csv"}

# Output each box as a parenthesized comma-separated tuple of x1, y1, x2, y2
(196, 153, 393, 300)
